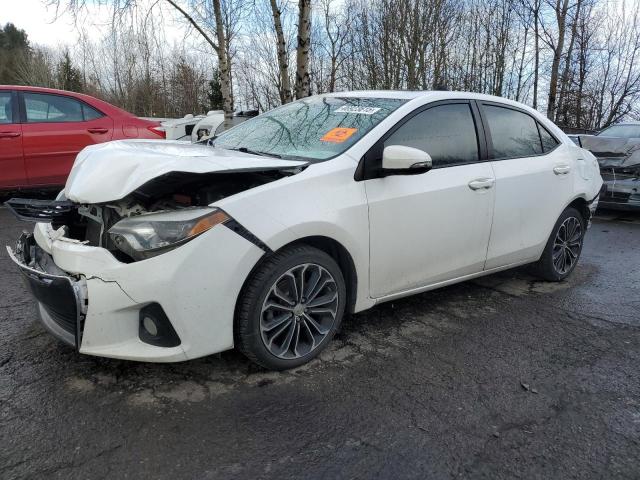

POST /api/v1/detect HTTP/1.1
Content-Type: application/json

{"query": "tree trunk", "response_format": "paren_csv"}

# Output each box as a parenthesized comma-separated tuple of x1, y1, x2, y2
(533, 0, 540, 109)
(575, 10, 589, 128)
(165, 0, 233, 118)
(270, 0, 292, 104)
(212, 0, 234, 119)
(515, 25, 528, 101)
(557, 0, 581, 125)
(295, 0, 312, 98)
(329, 52, 337, 92)
(547, 0, 570, 120)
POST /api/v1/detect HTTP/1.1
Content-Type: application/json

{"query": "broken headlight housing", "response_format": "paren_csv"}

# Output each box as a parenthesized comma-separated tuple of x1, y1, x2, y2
(108, 207, 229, 261)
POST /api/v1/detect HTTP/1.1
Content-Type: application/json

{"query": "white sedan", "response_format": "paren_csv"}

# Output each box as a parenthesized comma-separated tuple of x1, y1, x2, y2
(6, 91, 603, 370)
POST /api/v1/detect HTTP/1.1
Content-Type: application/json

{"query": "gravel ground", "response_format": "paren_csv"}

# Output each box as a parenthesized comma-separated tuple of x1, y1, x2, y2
(0, 207, 639, 480)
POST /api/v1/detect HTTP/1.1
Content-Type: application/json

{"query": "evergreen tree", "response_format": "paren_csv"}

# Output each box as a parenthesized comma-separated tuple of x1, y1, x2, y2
(207, 69, 224, 110)
(56, 50, 83, 92)
(0, 23, 30, 84)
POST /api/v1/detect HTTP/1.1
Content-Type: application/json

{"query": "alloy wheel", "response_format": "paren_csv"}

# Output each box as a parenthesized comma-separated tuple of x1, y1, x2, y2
(552, 216, 583, 275)
(260, 263, 339, 359)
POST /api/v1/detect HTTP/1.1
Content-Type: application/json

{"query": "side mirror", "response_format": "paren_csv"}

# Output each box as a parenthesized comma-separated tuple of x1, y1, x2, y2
(382, 145, 432, 173)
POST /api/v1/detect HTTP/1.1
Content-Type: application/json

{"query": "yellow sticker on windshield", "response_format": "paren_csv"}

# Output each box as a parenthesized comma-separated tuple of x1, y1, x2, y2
(321, 127, 357, 143)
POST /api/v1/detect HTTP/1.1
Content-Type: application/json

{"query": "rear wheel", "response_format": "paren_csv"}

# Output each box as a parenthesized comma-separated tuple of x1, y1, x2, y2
(532, 207, 585, 281)
(235, 244, 346, 370)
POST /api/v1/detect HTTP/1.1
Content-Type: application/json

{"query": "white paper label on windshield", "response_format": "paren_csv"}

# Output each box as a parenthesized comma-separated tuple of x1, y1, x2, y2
(335, 106, 381, 115)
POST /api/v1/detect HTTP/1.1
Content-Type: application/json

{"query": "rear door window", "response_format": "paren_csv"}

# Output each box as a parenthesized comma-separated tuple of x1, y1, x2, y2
(484, 105, 543, 159)
(24, 92, 84, 123)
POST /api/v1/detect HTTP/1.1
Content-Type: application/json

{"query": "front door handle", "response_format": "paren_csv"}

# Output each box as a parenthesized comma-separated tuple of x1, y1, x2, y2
(87, 128, 108, 134)
(0, 131, 21, 138)
(553, 165, 571, 175)
(468, 178, 495, 190)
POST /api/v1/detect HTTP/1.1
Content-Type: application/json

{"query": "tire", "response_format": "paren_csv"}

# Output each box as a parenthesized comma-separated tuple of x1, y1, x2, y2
(235, 244, 347, 370)
(532, 207, 586, 281)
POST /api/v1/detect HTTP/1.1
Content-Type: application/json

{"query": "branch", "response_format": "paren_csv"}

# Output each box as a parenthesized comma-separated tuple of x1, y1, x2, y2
(164, 0, 219, 53)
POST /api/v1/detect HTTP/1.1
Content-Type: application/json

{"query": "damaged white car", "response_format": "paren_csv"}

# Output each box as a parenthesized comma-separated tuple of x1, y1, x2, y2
(6, 91, 603, 370)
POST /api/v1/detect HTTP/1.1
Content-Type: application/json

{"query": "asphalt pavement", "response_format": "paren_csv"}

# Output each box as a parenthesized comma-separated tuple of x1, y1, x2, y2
(0, 207, 639, 479)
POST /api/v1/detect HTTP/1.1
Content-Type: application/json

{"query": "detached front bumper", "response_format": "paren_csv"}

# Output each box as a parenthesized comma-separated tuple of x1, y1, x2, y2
(8, 221, 265, 362)
(7, 233, 87, 349)
(599, 168, 640, 211)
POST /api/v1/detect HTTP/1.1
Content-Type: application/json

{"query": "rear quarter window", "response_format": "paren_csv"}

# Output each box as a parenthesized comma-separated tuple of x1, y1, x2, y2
(538, 123, 559, 152)
(82, 104, 104, 121)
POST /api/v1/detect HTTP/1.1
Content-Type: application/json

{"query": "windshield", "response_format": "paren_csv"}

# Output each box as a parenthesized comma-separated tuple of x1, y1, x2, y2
(597, 124, 640, 138)
(212, 97, 406, 161)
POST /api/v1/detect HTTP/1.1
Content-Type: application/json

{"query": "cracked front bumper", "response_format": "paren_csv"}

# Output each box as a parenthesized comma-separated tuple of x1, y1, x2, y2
(599, 170, 640, 211)
(7, 233, 86, 349)
(8, 221, 265, 363)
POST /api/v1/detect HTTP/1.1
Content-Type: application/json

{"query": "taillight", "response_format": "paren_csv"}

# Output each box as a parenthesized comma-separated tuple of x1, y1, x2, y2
(147, 125, 166, 139)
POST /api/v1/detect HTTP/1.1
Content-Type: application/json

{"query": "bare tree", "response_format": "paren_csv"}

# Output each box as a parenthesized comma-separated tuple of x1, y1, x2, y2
(164, 0, 234, 118)
(49, 0, 236, 117)
(317, 0, 351, 93)
(556, 0, 583, 125)
(295, 0, 311, 98)
(543, 0, 572, 120)
(34, 0, 640, 128)
(269, 0, 292, 103)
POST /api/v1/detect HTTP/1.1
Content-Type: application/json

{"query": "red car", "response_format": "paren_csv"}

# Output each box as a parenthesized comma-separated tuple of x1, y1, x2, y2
(0, 86, 165, 190)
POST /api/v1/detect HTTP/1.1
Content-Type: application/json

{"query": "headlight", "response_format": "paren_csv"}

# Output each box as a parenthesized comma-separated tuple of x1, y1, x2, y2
(108, 207, 230, 260)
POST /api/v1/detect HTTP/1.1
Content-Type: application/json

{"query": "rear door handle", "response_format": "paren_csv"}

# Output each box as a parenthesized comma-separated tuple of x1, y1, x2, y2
(0, 132, 21, 138)
(87, 128, 108, 134)
(468, 178, 495, 190)
(553, 165, 571, 175)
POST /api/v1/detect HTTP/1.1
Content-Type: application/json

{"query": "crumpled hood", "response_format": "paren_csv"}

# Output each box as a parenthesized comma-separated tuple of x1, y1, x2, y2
(578, 136, 640, 169)
(64, 140, 307, 203)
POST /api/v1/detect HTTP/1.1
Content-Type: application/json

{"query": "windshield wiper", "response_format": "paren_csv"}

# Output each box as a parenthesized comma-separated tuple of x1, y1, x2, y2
(230, 146, 282, 159)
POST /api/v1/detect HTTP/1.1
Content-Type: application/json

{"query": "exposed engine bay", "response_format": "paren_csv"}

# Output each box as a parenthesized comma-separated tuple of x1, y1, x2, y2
(577, 135, 640, 210)
(6, 168, 298, 262)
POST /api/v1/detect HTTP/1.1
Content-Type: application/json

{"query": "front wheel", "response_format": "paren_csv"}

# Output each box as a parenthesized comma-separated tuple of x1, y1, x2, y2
(532, 207, 586, 281)
(235, 244, 346, 370)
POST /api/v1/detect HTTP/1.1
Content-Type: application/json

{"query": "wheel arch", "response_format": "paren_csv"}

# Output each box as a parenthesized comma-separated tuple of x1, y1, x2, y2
(534, 194, 592, 264)
(543, 196, 591, 245)
(565, 195, 591, 224)
(286, 236, 358, 315)
(235, 235, 360, 325)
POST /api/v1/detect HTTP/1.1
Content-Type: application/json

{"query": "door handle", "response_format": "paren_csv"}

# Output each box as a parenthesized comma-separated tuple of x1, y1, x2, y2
(0, 132, 21, 138)
(553, 165, 571, 175)
(468, 178, 495, 190)
(87, 128, 108, 134)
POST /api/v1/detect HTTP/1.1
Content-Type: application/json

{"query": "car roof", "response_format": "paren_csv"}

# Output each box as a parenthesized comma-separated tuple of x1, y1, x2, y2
(2, 85, 96, 100)
(602, 122, 640, 126)
(320, 90, 543, 113)
(324, 89, 576, 145)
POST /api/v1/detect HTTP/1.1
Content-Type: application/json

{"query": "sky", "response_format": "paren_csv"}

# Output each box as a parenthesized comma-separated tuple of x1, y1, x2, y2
(1, 0, 104, 46)
(1, 0, 188, 47)
(3, 0, 640, 49)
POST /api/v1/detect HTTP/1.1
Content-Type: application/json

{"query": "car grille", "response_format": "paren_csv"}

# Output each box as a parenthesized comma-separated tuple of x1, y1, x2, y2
(4, 198, 78, 227)
(602, 190, 631, 202)
(600, 168, 638, 182)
